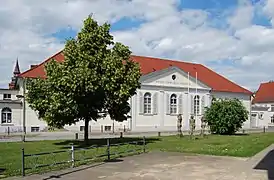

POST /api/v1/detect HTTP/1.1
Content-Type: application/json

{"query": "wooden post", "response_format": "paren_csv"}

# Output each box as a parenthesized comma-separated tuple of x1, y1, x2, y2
(143, 136, 146, 153)
(107, 138, 110, 161)
(22, 148, 25, 177)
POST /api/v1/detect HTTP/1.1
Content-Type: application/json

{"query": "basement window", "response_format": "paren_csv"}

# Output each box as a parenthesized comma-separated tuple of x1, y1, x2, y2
(31, 127, 39, 132)
(3, 94, 11, 100)
(104, 126, 111, 132)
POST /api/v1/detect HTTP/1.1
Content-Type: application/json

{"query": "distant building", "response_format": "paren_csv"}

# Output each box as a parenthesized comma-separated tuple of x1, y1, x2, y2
(0, 52, 253, 133)
(251, 82, 274, 128)
(0, 60, 24, 133)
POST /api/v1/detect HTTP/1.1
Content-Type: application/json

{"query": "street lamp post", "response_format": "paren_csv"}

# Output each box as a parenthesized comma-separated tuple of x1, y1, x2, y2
(16, 94, 26, 141)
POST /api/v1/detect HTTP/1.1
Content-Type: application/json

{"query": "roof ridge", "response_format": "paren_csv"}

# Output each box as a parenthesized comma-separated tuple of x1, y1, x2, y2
(131, 54, 201, 65)
(261, 81, 274, 85)
(19, 50, 63, 77)
(198, 64, 252, 94)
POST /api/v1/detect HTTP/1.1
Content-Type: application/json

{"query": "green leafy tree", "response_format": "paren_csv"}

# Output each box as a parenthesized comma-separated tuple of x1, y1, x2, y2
(204, 98, 248, 135)
(26, 16, 141, 143)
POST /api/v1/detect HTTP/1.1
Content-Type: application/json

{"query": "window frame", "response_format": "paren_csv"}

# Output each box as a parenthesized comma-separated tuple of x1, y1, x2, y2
(271, 115, 274, 124)
(3, 94, 11, 100)
(1, 107, 12, 124)
(194, 95, 200, 115)
(144, 92, 152, 114)
(170, 94, 177, 115)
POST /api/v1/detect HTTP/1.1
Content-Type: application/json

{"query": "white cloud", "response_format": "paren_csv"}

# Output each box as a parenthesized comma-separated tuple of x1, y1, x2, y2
(1, 0, 274, 91)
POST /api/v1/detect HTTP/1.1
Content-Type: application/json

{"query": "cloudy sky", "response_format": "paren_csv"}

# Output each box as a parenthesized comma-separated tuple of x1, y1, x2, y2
(0, 0, 273, 91)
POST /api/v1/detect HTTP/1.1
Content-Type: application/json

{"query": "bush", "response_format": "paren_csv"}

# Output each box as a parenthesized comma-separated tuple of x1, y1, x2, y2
(204, 98, 248, 135)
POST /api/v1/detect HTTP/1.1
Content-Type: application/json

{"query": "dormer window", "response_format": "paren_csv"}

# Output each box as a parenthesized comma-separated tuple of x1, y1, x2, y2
(3, 94, 11, 100)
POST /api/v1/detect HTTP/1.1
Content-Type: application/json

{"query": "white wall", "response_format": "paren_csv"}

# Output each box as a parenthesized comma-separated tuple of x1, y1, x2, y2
(14, 72, 252, 133)
(0, 103, 22, 133)
(0, 89, 20, 100)
(250, 111, 274, 128)
(132, 85, 211, 132)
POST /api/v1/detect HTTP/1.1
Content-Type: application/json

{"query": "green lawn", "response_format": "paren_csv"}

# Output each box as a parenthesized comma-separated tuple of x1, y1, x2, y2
(147, 133, 274, 157)
(1, 133, 274, 178)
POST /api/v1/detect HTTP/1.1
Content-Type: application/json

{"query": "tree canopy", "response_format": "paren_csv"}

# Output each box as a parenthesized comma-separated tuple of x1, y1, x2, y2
(204, 98, 248, 135)
(26, 16, 141, 142)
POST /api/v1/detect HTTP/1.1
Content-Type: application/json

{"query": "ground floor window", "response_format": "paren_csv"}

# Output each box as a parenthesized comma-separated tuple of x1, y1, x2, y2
(80, 126, 85, 131)
(104, 126, 111, 132)
(1, 107, 12, 124)
(31, 127, 40, 132)
(271, 115, 274, 124)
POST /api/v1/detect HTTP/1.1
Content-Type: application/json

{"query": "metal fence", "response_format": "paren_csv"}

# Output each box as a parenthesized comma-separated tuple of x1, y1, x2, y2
(21, 137, 146, 176)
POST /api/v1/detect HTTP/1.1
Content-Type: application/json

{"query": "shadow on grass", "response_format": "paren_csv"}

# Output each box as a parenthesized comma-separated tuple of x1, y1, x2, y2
(211, 133, 249, 136)
(254, 149, 274, 180)
(231, 133, 249, 136)
(54, 137, 161, 149)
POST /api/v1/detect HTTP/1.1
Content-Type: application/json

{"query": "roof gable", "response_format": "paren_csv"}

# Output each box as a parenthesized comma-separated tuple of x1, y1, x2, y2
(19, 51, 252, 95)
(140, 66, 211, 90)
(252, 82, 274, 104)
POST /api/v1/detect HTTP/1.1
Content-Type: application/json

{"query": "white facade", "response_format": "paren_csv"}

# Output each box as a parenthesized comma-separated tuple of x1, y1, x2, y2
(0, 66, 253, 133)
(0, 89, 22, 133)
(250, 103, 274, 128)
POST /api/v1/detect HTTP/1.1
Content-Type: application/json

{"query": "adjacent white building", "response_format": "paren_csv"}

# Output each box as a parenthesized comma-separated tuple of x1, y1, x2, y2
(0, 52, 253, 133)
(251, 82, 274, 128)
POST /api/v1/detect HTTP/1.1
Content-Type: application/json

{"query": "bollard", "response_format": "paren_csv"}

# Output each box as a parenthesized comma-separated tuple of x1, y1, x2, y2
(158, 132, 161, 137)
(106, 138, 110, 161)
(75, 133, 78, 140)
(143, 136, 146, 153)
(120, 132, 123, 138)
(123, 125, 126, 132)
(71, 143, 75, 168)
(263, 126, 266, 133)
(7, 127, 10, 136)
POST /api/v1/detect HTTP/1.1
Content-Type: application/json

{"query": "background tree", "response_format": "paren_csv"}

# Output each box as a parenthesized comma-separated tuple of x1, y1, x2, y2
(26, 16, 141, 143)
(204, 98, 248, 135)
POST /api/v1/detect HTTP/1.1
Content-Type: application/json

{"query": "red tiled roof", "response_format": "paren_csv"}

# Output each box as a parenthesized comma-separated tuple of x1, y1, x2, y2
(252, 82, 274, 103)
(19, 51, 65, 79)
(19, 51, 252, 95)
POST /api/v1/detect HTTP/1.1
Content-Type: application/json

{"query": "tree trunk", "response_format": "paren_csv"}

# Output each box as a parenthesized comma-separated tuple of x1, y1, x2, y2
(84, 119, 89, 145)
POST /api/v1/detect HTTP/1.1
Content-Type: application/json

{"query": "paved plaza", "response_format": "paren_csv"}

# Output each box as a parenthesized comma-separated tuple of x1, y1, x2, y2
(7, 145, 274, 180)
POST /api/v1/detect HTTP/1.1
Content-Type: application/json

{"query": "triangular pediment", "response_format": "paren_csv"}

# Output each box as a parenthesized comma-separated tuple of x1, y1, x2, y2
(140, 66, 211, 90)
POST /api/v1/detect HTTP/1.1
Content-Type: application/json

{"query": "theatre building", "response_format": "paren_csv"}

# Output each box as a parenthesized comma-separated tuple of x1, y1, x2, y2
(0, 52, 253, 133)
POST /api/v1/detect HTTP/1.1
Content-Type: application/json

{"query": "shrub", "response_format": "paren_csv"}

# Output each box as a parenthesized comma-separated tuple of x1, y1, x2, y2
(204, 98, 248, 135)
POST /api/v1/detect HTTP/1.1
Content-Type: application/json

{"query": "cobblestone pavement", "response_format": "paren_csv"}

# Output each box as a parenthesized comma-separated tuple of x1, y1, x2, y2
(7, 148, 273, 180)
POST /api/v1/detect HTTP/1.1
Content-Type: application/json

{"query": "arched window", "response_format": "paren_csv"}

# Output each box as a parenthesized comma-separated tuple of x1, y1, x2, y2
(194, 95, 200, 115)
(170, 94, 177, 114)
(144, 92, 152, 114)
(1, 107, 12, 124)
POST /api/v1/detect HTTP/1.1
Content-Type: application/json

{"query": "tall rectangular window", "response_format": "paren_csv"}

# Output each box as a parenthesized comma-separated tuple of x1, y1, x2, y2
(170, 94, 177, 114)
(144, 93, 152, 114)
(194, 95, 200, 115)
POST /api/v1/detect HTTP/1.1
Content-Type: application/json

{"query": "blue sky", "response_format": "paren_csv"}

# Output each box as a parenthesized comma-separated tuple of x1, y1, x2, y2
(1, 0, 274, 90)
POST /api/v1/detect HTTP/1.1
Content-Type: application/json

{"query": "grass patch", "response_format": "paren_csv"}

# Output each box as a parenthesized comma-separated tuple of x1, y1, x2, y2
(1, 132, 274, 178)
(147, 133, 274, 157)
(0, 137, 158, 178)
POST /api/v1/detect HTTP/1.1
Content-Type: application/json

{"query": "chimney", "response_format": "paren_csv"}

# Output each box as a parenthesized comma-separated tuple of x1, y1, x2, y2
(30, 65, 38, 69)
